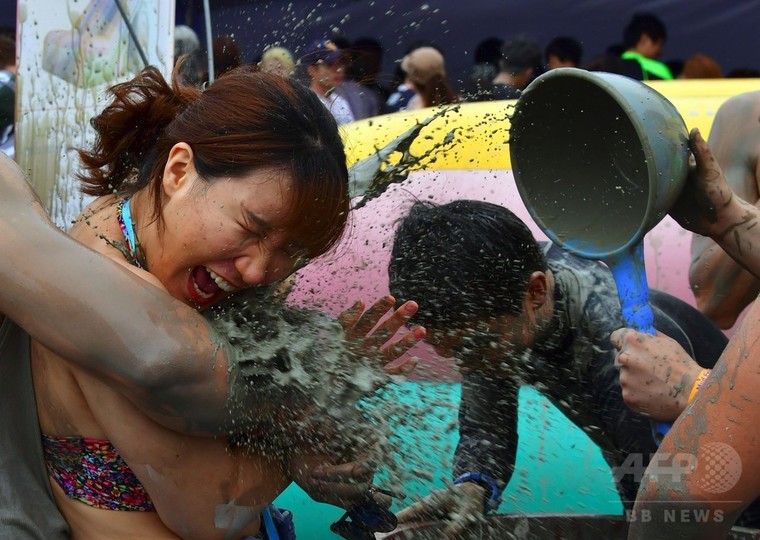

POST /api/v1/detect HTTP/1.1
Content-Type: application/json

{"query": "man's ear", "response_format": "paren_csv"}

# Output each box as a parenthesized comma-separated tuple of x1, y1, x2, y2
(527, 271, 548, 308)
(162, 142, 195, 198)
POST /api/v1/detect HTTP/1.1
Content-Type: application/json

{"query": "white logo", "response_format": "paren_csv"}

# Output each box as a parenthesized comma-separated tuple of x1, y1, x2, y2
(613, 443, 742, 494)
(695, 442, 742, 494)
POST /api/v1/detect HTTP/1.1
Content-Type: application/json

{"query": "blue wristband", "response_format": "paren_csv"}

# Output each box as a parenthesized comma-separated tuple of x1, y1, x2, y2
(453, 472, 502, 513)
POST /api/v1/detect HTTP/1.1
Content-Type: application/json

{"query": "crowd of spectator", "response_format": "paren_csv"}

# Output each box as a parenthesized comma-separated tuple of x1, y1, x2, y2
(167, 11, 760, 128)
(1, 11, 758, 157)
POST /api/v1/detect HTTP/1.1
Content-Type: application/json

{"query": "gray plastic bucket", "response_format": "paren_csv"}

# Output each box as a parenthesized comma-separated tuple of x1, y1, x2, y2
(509, 67, 689, 260)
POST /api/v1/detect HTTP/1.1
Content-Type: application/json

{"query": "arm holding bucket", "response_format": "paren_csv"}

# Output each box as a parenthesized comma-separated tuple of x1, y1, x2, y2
(689, 94, 760, 329)
(628, 129, 760, 536)
(614, 130, 760, 421)
(675, 129, 760, 285)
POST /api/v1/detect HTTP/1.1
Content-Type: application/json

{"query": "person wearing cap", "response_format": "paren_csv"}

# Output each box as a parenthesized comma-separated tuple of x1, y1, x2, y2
(491, 36, 543, 100)
(302, 39, 355, 125)
(399, 46, 457, 111)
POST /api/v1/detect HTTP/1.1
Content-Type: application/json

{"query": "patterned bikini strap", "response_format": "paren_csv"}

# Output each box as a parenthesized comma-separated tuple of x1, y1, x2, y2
(116, 198, 146, 269)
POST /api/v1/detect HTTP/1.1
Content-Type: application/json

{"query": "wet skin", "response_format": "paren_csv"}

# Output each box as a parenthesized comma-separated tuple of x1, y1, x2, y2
(125, 143, 305, 310)
(10, 141, 418, 538)
(689, 92, 760, 329)
(627, 130, 760, 537)
(32, 147, 304, 539)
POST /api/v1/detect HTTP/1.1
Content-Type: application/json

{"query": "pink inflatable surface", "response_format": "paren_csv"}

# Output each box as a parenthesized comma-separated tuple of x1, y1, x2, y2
(290, 168, 694, 380)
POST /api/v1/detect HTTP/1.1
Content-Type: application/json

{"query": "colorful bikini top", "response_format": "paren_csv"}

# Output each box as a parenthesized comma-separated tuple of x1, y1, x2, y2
(40, 200, 156, 512)
(43, 199, 280, 535)
(42, 435, 155, 512)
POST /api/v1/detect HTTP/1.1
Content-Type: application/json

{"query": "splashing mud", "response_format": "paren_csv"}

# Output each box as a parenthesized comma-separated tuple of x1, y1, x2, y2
(349, 103, 514, 208)
(205, 284, 460, 494)
(207, 286, 390, 459)
(201, 106, 507, 489)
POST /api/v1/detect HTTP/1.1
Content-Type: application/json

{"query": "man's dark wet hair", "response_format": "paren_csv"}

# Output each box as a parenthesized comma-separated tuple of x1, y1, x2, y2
(545, 36, 583, 66)
(499, 36, 542, 75)
(623, 12, 668, 49)
(388, 200, 548, 330)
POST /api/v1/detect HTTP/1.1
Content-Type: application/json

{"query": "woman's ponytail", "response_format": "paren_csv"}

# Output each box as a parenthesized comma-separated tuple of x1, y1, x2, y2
(78, 62, 201, 196)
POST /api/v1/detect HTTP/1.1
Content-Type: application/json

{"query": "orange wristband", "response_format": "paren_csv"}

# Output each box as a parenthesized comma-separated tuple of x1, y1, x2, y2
(688, 368, 711, 404)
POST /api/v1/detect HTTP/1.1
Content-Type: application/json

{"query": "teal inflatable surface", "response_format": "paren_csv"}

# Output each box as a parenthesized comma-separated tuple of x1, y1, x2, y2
(273, 382, 623, 539)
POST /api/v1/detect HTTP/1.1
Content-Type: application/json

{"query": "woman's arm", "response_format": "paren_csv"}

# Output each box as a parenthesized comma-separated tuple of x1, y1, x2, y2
(1, 153, 423, 437)
(629, 299, 760, 538)
(0, 153, 235, 433)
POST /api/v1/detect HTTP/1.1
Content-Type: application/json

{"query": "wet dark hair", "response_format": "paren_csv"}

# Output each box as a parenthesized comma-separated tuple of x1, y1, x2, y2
(78, 62, 350, 259)
(545, 36, 583, 66)
(388, 200, 547, 329)
(623, 12, 668, 49)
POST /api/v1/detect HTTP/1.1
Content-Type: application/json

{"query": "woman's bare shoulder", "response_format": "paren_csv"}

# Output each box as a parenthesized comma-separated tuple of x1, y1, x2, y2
(68, 195, 119, 250)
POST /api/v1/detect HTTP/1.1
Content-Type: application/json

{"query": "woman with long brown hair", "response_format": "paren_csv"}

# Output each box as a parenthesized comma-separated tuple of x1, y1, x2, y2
(5, 62, 422, 539)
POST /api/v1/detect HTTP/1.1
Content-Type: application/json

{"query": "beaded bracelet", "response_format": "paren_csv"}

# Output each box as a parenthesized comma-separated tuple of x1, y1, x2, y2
(688, 368, 711, 404)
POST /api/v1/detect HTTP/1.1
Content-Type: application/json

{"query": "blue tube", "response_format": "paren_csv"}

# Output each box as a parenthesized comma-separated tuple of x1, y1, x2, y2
(262, 507, 280, 540)
(607, 243, 671, 444)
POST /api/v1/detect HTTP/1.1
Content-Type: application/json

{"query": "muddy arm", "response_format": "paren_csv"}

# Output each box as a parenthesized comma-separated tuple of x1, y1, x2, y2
(0, 152, 233, 434)
(629, 300, 760, 538)
(688, 94, 760, 329)
(672, 130, 760, 302)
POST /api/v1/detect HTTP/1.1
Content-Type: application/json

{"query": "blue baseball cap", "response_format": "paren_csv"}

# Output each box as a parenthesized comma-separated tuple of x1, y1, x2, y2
(302, 39, 344, 65)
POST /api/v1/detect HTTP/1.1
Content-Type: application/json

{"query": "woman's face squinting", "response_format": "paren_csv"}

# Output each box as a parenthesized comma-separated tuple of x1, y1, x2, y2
(153, 167, 304, 310)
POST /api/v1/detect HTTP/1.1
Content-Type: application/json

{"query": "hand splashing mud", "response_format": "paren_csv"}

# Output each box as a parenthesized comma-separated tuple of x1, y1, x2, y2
(206, 285, 390, 457)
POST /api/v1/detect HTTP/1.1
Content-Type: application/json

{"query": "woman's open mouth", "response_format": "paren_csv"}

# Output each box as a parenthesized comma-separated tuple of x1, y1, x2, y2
(188, 266, 236, 305)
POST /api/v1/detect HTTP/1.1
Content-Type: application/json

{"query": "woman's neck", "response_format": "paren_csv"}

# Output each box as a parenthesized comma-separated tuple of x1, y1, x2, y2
(124, 191, 153, 270)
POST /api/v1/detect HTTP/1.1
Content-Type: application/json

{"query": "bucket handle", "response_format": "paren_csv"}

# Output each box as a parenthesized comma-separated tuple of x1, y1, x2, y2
(607, 243, 671, 445)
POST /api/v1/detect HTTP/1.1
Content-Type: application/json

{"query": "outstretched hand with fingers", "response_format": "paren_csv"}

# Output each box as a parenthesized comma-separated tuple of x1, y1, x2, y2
(338, 295, 426, 377)
(294, 296, 424, 511)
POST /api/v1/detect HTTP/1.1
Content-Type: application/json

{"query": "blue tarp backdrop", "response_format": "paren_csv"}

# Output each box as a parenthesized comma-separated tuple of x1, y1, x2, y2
(3, 1, 759, 89)
(180, 0, 760, 88)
